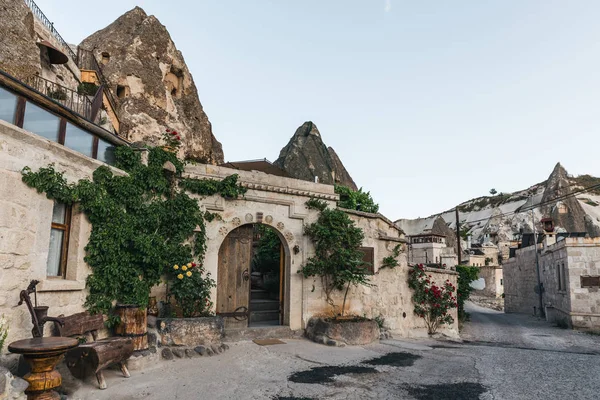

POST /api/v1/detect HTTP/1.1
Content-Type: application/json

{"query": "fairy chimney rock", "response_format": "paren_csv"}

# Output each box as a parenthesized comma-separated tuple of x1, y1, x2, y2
(80, 7, 224, 164)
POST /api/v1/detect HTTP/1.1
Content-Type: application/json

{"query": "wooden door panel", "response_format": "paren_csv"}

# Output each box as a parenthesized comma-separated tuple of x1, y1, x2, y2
(217, 225, 253, 329)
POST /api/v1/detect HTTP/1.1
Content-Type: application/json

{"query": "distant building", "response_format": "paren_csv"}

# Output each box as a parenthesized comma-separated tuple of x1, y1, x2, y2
(504, 221, 600, 332)
(408, 233, 458, 267)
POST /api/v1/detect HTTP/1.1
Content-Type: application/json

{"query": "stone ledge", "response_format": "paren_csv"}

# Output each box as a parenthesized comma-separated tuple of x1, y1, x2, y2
(37, 279, 85, 292)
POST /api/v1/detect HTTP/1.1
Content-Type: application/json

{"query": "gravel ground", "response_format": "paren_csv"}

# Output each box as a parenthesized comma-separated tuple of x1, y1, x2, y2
(71, 302, 600, 400)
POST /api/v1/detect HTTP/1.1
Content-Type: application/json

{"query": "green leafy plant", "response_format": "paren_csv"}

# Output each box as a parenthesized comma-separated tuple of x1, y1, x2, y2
(47, 88, 67, 100)
(77, 82, 99, 96)
(21, 146, 242, 318)
(162, 128, 182, 149)
(252, 225, 281, 275)
(408, 264, 457, 334)
(0, 314, 8, 353)
(456, 265, 479, 320)
(374, 315, 385, 329)
(168, 262, 215, 318)
(381, 244, 402, 269)
(335, 185, 379, 213)
(179, 174, 247, 199)
(298, 199, 370, 317)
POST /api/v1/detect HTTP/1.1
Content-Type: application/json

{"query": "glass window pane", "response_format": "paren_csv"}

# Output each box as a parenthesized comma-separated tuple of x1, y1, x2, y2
(22, 102, 60, 142)
(64, 123, 93, 157)
(0, 87, 17, 124)
(97, 139, 116, 165)
(52, 202, 66, 224)
(47, 228, 64, 276)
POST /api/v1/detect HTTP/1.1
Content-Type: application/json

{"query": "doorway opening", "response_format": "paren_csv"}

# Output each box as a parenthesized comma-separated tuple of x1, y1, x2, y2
(250, 225, 284, 326)
(217, 224, 286, 329)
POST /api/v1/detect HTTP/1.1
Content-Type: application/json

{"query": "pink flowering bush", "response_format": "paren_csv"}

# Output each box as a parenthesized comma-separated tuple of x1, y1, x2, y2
(162, 128, 182, 149)
(408, 263, 457, 334)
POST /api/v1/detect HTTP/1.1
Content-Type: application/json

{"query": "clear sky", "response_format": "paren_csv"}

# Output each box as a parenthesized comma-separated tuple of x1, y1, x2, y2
(34, 0, 600, 220)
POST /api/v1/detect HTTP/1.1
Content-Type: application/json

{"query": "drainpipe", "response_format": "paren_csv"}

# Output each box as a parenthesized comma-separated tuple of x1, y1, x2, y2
(531, 208, 545, 318)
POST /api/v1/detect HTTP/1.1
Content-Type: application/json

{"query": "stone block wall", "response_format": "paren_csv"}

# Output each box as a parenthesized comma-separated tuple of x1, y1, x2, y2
(303, 213, 459, 338)
(474, 265, 503, 298)
(0, 121, 117, 362)
(503, 246, 540, 315)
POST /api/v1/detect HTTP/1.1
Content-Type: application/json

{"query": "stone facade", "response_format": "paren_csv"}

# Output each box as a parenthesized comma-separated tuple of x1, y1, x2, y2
(0, 120, 119, 364)
(472, 265, 503, 298)
(1, 120, 458, 365)
(504, 236, 600, 331)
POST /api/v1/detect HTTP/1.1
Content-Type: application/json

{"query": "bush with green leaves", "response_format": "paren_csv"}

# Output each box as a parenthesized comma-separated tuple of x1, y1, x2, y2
(408, 264, 457, 334)
(456, 265, 479, 320)
(168, 262, 215, 318)
(335, 185, 379, 213)
(252, 225, 281, 275)
(22, 146, 245, 321)
(298, 198, 370, 316)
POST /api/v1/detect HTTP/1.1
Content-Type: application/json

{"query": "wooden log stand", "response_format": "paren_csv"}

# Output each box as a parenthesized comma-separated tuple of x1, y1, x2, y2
(56, 311, 134, 390)
(8, 337, 79, 400)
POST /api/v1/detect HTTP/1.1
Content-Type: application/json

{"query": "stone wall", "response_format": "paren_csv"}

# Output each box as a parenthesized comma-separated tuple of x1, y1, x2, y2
(504, 237, 600, 331)
(303, 213, 459, 338)
(0, 120, 123, 363)
(473, 265, 503, 298)
(503, 246, 541, 315)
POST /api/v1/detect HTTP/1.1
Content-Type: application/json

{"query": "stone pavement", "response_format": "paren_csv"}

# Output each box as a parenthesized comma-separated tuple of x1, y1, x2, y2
(71, 303, 600, 400)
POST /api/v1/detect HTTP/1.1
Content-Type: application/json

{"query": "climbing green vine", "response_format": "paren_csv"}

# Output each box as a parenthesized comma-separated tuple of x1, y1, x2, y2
(381, 244, 402, 269)
(21, 146, 246, 318)
(298, 198, 370, 317)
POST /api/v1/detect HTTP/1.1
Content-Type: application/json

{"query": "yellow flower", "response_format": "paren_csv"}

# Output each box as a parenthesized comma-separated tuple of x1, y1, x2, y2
(182, 266, 188, 271)
(177, 274, 184, 280)
(187, 262, 192, 268)
(186, 271, 192, 277)
(173, 265, 179, 270)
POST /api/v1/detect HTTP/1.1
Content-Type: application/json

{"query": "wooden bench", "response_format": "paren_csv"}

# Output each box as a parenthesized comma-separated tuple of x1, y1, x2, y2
(55, 311, 134, 389)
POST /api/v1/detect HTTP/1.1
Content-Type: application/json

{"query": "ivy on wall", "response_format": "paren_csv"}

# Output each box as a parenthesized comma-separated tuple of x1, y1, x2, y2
(298, 198, 371, 317)
(22, 146, 246, 318)
(335, 185, 379, 213)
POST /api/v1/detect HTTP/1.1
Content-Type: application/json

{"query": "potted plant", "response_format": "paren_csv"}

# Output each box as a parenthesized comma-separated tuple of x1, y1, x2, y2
(298, 199, 379, 345)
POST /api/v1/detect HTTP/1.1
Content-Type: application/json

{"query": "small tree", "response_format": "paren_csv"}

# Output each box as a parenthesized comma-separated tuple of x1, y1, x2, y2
(335, 185, 379, 213)
(298, 199, 370, 316)
(408, 264, 457, 334)
(489, 188, 497, 195)
(456, 265, 479, 320)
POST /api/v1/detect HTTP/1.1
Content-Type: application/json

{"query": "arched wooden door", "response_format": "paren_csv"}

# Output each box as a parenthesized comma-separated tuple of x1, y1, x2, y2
(217, 225, 253, 329)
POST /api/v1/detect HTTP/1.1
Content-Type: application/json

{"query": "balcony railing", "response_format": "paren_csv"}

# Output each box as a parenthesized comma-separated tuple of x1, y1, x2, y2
(23, 0, 78, 62)
(77, 48, 120, 125)
(23, 75, 100, 123)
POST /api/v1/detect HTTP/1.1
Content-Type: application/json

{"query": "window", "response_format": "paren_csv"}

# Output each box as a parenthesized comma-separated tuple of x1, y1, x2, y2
(64, 122, 93, 157)
(47, 202, 71, 277)
(359, 247, 375, 275)
(23, 102, 60, 142)
(0, 87, 17, 123)
(556, 263, 562, 290)
(97, 138, 116, 165)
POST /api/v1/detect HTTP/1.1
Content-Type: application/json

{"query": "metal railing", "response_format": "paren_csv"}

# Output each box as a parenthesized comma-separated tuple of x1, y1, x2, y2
(23, 0, 78, 62)
(23, 75, 97, 122)
(77, 48, 120, 124)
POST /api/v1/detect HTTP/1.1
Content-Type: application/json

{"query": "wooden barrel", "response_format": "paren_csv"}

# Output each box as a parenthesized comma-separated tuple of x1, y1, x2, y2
(114, 304, 148, 351)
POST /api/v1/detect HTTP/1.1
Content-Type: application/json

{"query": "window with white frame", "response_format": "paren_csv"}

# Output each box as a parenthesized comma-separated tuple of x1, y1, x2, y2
(47, 201, 71, 277)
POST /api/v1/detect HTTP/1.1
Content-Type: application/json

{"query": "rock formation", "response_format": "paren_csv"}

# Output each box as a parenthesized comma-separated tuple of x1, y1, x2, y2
(0, 0, 41, 79)
(540, 163, 600, 236)
(80, 7, 223, 164)
(396, 162, 600, 242)
(274, 121, 357, 189)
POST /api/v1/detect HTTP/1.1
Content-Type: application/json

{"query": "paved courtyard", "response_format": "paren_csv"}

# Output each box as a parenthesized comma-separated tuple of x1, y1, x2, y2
(72, 302, 600, 400)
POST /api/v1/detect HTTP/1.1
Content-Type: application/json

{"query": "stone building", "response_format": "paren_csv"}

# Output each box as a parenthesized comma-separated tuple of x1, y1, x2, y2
(0, 29, 459, 365)
(504, 235, 600, 331)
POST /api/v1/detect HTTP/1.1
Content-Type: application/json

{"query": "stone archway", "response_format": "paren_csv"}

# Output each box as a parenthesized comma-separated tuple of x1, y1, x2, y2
(216, 223, 289, 329)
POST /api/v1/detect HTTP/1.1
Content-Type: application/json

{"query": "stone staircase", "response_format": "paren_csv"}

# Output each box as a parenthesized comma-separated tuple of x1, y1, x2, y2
(250, 289, 279, 325)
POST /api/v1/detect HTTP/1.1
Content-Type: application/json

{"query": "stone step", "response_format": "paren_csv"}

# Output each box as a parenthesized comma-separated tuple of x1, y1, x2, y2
(250, 310, 280, 323)
(250, 299, 280, 312)
(250, 289, 271, 300)
(224, 325, 301, 342)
